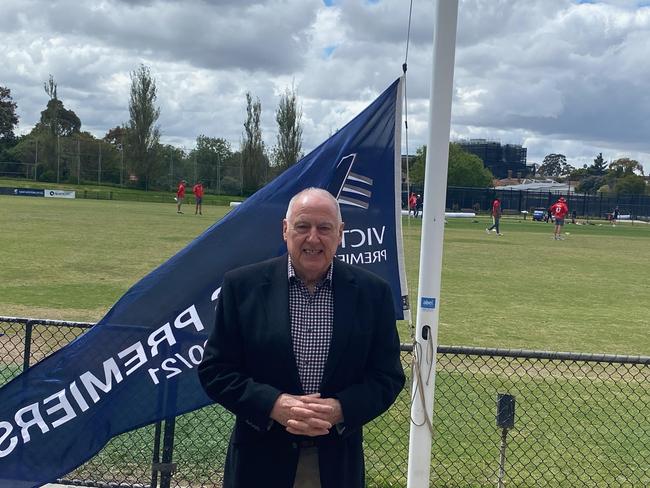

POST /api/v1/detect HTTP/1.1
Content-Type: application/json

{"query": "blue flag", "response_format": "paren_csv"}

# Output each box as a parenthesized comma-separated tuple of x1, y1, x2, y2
(0, 78, 409, 487)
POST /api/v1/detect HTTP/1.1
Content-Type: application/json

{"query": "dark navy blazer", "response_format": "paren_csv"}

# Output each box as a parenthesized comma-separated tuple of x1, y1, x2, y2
(198, 255, 405, 488)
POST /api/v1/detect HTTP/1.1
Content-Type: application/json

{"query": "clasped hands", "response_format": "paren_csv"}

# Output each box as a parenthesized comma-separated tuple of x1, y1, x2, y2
(270, 393, 343, 437)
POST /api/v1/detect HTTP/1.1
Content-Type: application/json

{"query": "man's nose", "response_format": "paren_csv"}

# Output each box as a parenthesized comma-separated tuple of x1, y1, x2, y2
(306, 227, 319, 241)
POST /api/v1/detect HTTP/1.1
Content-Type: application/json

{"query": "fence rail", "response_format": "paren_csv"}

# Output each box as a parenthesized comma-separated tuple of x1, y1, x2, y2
(1, 316, 648, 487)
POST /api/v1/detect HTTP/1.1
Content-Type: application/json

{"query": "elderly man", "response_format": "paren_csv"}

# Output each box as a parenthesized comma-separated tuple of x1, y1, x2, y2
(198, 187, 405, 488)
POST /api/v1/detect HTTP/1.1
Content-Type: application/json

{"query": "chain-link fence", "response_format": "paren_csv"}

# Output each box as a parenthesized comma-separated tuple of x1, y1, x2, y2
(1, 316, 649, 487)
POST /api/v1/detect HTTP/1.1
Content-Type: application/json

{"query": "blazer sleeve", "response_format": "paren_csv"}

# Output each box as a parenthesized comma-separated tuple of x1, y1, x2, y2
(334, 279, 405, 429)
(197, 272, 282, 430)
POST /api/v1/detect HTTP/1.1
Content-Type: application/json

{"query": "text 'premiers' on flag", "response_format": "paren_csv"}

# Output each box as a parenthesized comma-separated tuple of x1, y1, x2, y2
(0, 77, 409, 487)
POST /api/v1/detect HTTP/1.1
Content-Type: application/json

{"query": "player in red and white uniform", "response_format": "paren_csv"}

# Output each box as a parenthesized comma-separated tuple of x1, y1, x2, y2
(549, 197, 569, 240)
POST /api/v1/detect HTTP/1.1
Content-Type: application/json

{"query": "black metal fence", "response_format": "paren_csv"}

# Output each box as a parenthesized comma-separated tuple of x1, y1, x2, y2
(445, 186, 650, 219)
(1, 316, 649, 487)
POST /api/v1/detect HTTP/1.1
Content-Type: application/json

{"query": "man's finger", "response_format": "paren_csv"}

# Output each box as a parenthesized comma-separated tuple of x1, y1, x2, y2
(287, 417, 332, 430)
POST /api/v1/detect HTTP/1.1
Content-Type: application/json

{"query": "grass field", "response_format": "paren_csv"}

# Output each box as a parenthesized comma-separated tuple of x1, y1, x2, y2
(2, 193, 649, 486)
(1, 193, 649, 355)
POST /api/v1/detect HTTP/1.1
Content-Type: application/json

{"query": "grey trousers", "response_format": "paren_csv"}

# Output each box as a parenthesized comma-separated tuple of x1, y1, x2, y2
(293, 447, 321, 488)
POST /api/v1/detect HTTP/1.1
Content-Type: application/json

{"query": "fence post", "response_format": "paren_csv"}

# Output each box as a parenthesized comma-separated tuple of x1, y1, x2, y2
(159, 418, 177, 488)
(150, 421, 163, 488)
(599, 193, 602, 218)
(22, 322, 33, 372)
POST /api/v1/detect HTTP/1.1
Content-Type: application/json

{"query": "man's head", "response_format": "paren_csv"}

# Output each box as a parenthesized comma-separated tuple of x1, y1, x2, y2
(283, 188, 344, 286)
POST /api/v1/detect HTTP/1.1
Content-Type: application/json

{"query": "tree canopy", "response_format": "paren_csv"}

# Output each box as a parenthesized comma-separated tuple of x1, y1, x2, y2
(241, 92, 267, 194)
(538, 153, 572, 177)
(0, 86, 19, 143)
(272, 86, 303, 171)
(609, 157, 644, 177)
(127, 64, 161, 189)
(38, 98, 81, 137)
(409, 143, 494, 188)
(588, 152, 607, 176)
(614, 174, 646, 195)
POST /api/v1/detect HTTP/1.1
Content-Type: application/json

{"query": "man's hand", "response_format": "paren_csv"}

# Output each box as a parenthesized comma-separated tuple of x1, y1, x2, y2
(299, 396, 344, 426)
(270, 394, 344, 437)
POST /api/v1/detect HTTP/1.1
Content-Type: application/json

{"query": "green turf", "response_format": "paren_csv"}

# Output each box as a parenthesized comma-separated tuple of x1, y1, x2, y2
(402, 216, 650, 355)
(2, 195, 649, 355)
(3, 195, 649, 486)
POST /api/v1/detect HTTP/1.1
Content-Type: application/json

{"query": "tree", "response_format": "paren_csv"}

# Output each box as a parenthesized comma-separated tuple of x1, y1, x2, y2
(190, 135, 233, 191)
(44, 74, 57, 100)
(127, 64, 161, 189)
(608, 158, 644, 177)
(614, 174, 646, 195)
(104, 126, 128, 146)
(538, 153, 567, 177)
(36, 75, 81, 138)
(409, 146, 426, 187)
(447, 143, 494, 187)
(575, 175, 605, 195)
(409, 144, 493, 188)
(241, 92, 267, 194)
(272, 86, 303, 171)
(588, 153, 607, 176)
(0, 86, 19, 143)
(38, 98, 81, 137)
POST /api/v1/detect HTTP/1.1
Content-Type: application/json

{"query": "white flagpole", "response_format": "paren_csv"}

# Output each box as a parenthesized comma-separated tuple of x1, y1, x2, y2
(407, 1, 459, 487)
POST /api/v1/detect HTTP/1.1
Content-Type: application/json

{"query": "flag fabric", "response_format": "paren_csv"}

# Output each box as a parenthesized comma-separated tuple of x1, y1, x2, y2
(0, 77, 409, 487)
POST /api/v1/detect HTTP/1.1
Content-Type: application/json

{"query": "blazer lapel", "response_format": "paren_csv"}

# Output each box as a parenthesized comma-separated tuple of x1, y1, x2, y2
(261, 256, 302, 390)
(321, 260, 357, 388)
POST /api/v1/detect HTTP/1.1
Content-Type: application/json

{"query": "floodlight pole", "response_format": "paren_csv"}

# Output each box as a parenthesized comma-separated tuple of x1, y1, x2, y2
(406, 1, 458, 487)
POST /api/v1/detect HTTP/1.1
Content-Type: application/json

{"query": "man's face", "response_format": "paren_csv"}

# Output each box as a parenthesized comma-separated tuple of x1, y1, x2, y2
(283, 192, 343, 285)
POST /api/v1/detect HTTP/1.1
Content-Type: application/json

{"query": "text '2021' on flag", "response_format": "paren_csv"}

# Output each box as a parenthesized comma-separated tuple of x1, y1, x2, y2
(0, 77, 409, 487)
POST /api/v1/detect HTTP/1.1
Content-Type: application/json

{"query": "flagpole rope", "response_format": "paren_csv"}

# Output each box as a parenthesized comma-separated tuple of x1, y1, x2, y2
(403, 0, 436, 437)
(403, 0, 414, 229)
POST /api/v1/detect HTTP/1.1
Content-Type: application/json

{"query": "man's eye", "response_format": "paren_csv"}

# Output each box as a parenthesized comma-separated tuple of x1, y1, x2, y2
(318, 226, 333, 234)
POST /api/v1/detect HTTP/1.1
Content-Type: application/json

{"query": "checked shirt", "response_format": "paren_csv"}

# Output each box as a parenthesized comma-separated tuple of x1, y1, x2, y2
(287, 257, 334, 395)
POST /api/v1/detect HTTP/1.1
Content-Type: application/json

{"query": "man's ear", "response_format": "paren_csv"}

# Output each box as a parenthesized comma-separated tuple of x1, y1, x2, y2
(282, 219, 288, 241)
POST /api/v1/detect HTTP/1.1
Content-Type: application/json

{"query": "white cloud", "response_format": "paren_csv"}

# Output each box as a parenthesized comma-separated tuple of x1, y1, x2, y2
(2, 0, 650, 168)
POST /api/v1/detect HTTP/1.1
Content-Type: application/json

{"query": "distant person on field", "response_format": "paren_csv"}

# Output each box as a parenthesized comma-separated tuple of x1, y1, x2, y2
(549, 197, 569, 240)
(415, 194, 423, 217)
(176, 180, 187, 214)
(486, 197, 503, 236)
(545, 208, 553, 223)
(571, 209, 577, 224)
(408, 192, 417, 216)
(193, 181, 204, 215)
(613, 206, 619, 225)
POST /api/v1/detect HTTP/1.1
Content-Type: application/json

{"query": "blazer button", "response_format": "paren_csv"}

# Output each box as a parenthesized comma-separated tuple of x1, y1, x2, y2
(291, 442, 298, 449)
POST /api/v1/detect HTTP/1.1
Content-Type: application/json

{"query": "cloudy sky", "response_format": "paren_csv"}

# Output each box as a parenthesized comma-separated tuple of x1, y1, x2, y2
(3, 0, 650, 168)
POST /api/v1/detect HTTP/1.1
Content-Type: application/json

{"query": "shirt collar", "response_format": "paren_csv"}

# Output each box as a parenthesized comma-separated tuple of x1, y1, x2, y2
(287, 255, 333, 287)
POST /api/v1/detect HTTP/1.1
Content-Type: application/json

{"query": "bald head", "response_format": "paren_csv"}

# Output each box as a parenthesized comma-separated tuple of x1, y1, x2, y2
(285, 188, 342, 224)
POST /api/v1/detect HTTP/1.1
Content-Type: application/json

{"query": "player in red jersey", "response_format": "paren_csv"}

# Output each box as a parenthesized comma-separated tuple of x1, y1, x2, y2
(486, 198, 503, 236)
(193, 181, 204, 215)
(549, 197, 569, 240)
(176, 179, 187, 214)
